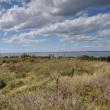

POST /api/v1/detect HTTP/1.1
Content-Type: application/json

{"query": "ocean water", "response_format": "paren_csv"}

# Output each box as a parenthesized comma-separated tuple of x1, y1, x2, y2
(0, 51, 110, 57)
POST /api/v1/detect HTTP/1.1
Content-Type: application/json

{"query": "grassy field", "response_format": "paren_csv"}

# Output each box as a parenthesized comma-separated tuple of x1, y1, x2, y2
(0, 56, 110, 110)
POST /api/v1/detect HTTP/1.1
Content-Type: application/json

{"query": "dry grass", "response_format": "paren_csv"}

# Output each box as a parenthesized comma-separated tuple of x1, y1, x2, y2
(0, 57, 110, 110)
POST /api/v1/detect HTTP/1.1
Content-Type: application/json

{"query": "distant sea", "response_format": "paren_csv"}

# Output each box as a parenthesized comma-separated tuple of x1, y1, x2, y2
(0, 51, 110, 57)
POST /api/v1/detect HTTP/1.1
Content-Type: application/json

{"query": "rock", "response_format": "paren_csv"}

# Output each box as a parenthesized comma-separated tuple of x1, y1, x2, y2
(0, 80, 6, 89)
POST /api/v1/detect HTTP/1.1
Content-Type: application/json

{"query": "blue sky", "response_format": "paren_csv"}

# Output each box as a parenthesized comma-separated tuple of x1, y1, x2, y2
(0, 0, 110, 52)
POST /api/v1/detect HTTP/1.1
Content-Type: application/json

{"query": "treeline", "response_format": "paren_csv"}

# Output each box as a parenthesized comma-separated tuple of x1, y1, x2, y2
(0, 54, 110, 63)
(78, 55, 110, 62)
(0, 54, 48, 64)
(0, 53, 62, 64)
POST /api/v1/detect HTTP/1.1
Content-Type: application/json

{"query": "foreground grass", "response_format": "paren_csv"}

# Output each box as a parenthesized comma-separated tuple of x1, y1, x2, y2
(0, 57, 110, 110)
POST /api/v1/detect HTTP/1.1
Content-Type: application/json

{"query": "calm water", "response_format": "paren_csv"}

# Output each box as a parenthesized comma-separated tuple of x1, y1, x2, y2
(0, 51, 110, 57)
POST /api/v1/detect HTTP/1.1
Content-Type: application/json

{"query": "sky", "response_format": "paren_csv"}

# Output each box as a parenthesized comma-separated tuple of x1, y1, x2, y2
(0, 0, 110, 52)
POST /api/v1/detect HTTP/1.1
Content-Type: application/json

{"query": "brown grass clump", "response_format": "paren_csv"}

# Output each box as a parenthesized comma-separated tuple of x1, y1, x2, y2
(0, 88, 82, 110)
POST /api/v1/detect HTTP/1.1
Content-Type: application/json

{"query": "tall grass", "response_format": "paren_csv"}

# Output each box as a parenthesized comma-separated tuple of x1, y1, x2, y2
(0, 57, 110, 110)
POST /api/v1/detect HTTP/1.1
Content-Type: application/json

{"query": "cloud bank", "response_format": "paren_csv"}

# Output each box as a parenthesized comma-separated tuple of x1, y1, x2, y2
(0, 0, 110, 45)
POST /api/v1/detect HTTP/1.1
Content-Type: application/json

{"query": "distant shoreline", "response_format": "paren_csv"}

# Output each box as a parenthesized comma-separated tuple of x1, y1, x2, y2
(0, 51, 110, 57)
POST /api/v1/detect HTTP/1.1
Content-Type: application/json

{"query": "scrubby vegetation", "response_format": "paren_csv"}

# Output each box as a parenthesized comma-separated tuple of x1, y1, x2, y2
(79, 55, 110, 62)
(0, 56, 110, 110)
